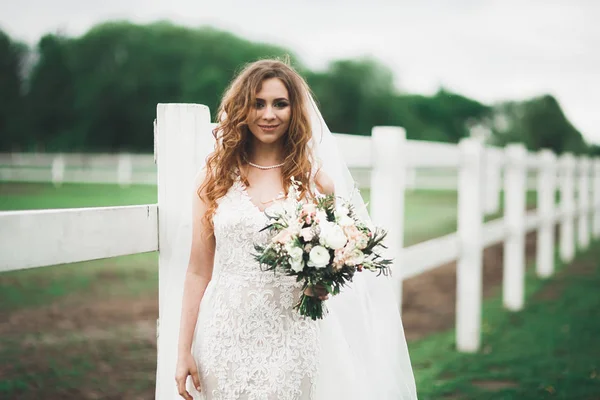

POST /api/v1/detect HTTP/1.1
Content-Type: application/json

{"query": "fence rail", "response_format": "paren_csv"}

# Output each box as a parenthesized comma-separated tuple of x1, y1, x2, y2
(0, 143, 540, 194)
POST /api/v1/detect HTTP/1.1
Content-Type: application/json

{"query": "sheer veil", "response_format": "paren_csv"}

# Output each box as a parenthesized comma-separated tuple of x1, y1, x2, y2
(155, 90, 418, 399)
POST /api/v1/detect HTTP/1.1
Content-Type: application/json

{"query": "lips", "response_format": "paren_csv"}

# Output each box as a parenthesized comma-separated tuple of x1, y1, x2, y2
(258, 124, 280, 132)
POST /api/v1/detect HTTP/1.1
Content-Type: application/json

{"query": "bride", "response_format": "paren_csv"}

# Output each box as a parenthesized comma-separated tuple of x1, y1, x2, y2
(157, 59, 418, 400)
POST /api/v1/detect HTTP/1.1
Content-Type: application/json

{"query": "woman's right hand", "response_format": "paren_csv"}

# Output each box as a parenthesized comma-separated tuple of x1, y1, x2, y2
(175, 352, 201, 399)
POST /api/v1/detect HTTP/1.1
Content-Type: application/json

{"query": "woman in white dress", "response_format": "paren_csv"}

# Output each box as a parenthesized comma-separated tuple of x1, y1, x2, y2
(166, 59, 418, 400)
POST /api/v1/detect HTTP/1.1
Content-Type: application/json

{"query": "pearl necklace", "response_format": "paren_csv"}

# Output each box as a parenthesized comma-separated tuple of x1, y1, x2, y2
(247, 160, 285, 170)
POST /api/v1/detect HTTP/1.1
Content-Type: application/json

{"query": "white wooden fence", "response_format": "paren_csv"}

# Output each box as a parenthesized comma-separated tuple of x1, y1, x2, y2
(1, 104, 600, 393)
(0, 147, 540, 193)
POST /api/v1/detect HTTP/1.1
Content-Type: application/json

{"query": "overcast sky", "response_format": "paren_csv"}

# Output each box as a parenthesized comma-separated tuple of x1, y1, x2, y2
(2, 0, 599, 143)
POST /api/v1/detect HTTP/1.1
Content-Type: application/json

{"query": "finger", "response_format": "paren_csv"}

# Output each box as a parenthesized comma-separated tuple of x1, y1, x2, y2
(177, 378, 192, 400)
(191, 368, 202, 392)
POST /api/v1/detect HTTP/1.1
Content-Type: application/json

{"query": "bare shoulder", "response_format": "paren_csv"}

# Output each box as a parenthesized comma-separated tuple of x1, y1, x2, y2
(314, 168, 335, 196)
(194, 167, 210, 185)
(190, 168, 212, 210)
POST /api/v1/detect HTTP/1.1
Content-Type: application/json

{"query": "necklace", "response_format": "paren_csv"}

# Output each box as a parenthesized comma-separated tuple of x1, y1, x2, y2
(247, 160, 285, 170)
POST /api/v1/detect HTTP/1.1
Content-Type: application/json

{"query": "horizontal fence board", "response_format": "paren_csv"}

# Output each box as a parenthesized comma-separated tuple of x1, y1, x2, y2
(481, 217, 506, 247)
(333, 133, 372, 168)
(405, 140, 460, 167)
(401, 232, 460, 279)
(524, 210, 540, 232)
(0, 205, 158, 272)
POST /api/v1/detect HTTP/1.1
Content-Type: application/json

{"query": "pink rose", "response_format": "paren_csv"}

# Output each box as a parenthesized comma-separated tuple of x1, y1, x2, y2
(273, 229, 293, 244)
(343, 225, 361, 241)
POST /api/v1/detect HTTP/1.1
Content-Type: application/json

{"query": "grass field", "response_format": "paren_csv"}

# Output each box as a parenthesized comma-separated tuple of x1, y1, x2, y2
(411, 245, 600, 399)
(3, 182, 591, 400)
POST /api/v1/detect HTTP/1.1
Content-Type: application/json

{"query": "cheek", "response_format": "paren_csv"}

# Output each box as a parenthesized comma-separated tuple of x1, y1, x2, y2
(280, 109, 292, 125)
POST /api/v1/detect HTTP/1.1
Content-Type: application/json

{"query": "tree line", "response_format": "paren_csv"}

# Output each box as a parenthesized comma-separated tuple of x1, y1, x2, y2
(0, 21, 593, 155)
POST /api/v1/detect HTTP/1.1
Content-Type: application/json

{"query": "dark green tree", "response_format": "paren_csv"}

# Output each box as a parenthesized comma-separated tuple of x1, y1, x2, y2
(492, 95, 587, 154)
(0, 30, 28, 151)
(26, 34, 75, 151)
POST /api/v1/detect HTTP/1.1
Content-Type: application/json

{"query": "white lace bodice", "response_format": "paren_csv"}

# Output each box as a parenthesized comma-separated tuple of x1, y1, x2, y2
(193, 179, 320, 400)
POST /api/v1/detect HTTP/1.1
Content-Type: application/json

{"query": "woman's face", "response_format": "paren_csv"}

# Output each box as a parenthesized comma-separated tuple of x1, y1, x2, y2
(247, 77, 291, 146)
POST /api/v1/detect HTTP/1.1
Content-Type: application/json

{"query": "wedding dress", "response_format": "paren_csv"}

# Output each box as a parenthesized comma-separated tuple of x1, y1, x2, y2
(190, 177, 320, 399)
(155, 92, 418, 400)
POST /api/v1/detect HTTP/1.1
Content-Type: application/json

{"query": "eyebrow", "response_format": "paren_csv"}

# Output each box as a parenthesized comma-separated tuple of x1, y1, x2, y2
(256, 97, 289, 102)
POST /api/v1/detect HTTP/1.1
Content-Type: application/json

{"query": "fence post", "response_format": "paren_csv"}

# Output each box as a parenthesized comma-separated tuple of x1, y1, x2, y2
(370, 126, 406, 310)
(51, 154, 65, 187)
(503, 143, 527, 311)
(577, 156, 591, 249)
(483, 148, 501, 215)
(536, 149, 557, 278)
(117, 153, 133, 188)
(52, 154, 65, 187)
(155, 104, 212, 400)
(594, 158, 600, 239)
(456, 137, 483, 352)
(558, 153, 576, 263)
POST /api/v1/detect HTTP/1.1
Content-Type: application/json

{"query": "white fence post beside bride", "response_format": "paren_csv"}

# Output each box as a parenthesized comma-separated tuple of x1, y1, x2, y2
(370, 126, 407, 311)
(155, 103, 213, 399)
(456, 137, 484, 352)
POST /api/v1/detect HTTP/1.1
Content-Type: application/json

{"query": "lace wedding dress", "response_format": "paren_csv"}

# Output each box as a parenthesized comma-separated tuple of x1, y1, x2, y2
(190, 178, 320, 399)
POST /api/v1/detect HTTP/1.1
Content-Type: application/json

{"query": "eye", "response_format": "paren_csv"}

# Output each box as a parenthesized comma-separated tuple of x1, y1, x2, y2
(275, 101, 289, 108)
(254, 101, 265, 109)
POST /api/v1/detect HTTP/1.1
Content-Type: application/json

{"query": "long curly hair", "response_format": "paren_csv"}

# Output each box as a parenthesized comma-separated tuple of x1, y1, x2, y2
(199, 59, 317, 230)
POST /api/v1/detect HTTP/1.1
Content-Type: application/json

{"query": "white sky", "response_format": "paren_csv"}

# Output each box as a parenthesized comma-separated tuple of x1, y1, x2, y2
(2, 0, 599, 143)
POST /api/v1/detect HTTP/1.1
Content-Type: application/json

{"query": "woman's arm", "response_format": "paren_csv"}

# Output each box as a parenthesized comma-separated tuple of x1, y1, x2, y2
(178, 169, 215, 355)
(315, 168, 335, 196)
(176, 169, 215, 398)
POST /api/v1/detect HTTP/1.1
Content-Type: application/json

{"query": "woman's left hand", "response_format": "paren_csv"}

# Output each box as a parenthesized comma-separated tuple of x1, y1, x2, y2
(304, 284, 329, 300)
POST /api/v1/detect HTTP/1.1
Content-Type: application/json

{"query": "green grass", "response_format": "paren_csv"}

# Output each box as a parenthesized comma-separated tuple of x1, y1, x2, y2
(410, 244, 600, 399)
(0, 252, 158, 313)
(0, 182, 157, 210)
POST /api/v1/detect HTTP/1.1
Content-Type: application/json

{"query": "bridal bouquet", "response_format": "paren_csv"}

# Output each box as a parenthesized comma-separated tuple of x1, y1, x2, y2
(253, 178, 393, 320)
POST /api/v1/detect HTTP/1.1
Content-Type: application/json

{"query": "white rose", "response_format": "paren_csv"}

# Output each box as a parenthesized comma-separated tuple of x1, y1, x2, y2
(335, 205, 349, 217)
(346, 249, 365, 266)
(322, 224, 347, 250)
(338, 215, 354, 227)
(308, 246, 330, 269)
(288, 246, 305, 272)
(288, 246, 303, 261)
(315, 210, 328, 224)
(290, 259, 304, 273)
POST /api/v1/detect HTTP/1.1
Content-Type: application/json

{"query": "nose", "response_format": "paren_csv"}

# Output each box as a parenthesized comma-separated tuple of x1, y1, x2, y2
(262, 105, 276, 120)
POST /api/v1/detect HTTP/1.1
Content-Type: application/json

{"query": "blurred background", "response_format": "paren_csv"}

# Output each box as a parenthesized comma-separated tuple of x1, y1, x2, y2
(1, 1, 599, 399)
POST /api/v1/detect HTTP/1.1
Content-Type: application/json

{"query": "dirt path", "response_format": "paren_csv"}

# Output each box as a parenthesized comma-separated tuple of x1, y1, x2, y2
(402, 230, 541, 341)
